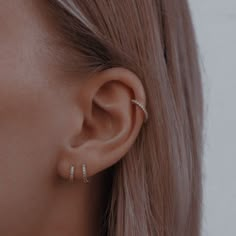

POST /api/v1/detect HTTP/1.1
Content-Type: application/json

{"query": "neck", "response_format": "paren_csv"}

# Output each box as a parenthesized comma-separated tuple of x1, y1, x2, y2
(40, 171, 108, 236)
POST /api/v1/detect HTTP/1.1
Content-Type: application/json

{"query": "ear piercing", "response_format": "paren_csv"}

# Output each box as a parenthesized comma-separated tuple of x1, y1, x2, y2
(131, 99, 148, 123)
(82, 164, 89, 183)
(69, 165, 75, 182)
(69, 163, 89, 184)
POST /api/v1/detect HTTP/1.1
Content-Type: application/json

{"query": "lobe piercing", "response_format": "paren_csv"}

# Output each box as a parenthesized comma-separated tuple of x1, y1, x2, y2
(82, 163, 89, 184)
(69, 165, 75, 182)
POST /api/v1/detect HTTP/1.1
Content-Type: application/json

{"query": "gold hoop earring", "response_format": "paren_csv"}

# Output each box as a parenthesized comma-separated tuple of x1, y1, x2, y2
(69, 165, 75, 182)
(82, 163, 89, 184)
(131, 99, 148, 123)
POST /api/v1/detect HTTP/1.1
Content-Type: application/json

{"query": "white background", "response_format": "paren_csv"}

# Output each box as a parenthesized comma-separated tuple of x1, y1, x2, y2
(188, 0, 236, 235)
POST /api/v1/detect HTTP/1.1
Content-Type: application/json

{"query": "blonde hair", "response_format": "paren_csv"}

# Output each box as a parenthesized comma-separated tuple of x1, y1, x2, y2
(47, 0, 204, 235)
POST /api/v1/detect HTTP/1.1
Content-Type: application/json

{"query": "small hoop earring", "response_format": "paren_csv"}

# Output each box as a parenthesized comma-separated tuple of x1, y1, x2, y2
(131, 99, 148, 123)
(82, 163, 89, 184)
(69, 165, 75, 182)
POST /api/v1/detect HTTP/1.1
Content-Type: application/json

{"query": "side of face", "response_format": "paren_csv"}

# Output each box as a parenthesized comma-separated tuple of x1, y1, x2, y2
(0, 1, 75, 234)
(0, 1, 147, 235)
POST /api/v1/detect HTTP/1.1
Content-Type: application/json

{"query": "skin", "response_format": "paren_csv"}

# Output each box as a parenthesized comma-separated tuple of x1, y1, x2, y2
(0, 1, 146, 235)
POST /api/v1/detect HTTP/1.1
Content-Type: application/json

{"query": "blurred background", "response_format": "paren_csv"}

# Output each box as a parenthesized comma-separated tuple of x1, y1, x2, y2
(189, 0, 236, 235)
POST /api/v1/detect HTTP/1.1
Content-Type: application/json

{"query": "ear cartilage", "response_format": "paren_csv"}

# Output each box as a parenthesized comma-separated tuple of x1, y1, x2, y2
(131, 99, 148, 123)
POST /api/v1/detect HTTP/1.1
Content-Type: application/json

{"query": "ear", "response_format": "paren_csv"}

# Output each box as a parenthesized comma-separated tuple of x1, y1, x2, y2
(57, 67, 147, 182)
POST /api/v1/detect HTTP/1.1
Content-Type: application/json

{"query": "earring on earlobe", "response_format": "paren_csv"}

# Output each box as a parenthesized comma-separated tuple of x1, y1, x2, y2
(82, 163, 89, 184)
(69, 163, 90, 184)
(69, 165, 75, 182)
(131, 99, 149, 123)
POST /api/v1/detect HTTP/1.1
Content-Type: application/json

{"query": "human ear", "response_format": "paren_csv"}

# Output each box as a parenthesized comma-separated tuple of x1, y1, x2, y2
(57, 67, 147, 183)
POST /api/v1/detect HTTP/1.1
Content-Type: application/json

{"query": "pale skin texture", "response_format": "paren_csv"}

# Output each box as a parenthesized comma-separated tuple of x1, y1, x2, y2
(0, 1, 147, 235)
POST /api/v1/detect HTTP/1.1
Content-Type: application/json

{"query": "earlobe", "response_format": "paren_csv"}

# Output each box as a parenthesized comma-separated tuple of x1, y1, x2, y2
(56, 67, 148, 183)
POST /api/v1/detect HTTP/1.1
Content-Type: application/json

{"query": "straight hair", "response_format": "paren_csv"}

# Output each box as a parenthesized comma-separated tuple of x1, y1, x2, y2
(47, 0, 204, 235)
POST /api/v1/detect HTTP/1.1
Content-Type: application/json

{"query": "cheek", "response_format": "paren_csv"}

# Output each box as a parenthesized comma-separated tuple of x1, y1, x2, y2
(0, 65, 67, 233)
(0, 2, 73, 234)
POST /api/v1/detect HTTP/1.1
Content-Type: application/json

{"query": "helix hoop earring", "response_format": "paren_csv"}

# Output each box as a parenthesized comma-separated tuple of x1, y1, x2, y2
(82, 163, 89, 184)
(131, 99, 148, 123)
